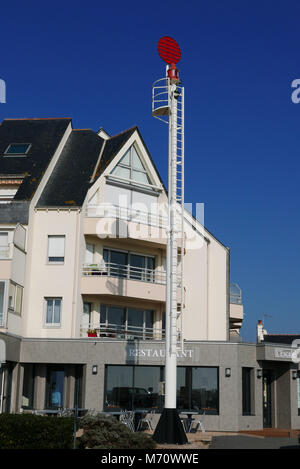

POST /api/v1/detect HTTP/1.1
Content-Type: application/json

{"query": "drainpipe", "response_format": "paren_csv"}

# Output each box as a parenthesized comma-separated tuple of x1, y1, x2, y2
(226, 247, 230, 342)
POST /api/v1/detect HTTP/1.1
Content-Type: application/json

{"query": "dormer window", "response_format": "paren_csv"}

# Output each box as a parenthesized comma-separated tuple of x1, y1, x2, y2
(4, 143, 31, 157)
(111, 145, 151, 185)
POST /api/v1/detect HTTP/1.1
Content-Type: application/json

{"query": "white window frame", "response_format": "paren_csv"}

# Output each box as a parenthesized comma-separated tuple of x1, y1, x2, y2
(0, 232, 9, 258)
(0, 280, 8, 327)
(8, 281, 23, 315)
(47, 235, 65, 264)
(44, 297, 62, 327)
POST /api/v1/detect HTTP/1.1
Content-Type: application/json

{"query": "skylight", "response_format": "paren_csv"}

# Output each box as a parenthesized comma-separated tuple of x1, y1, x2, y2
(4, 143, 31, 157)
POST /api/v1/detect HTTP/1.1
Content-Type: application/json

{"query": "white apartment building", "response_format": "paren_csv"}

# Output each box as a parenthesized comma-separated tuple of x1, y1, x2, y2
(0, 118, 298, 431)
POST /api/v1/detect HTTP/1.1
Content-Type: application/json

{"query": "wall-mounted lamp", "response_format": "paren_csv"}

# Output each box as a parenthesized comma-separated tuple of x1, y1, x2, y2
(92, 365, 98, 375)
(225, 368, 231, 378)
(292, 370, 298, 380)
(257, 369, 262, 379)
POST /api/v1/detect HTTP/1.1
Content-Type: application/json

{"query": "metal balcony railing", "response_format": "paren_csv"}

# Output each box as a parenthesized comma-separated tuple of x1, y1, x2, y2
(86, 204, 168, 229)
(82, 261, 182, 287)
(230, 283, 242, 305)
(81, 322, 165, 340)
(83, 261, 168, 285)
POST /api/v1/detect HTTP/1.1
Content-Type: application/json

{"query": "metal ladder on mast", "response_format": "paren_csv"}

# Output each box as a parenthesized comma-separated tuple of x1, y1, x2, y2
(152, 76, 185, 353)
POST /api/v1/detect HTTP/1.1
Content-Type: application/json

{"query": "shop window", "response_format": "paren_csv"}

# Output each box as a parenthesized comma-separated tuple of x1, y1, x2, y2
(177, 367, 219, 414)
(105, 365, 163, 410)
(297, 372, 300, 416)
(242, 367, 254, 415)
(22, 364, 35, 409)
(104, 365, 219, 413)
(0, 281, 5, 326)
(45, 366, 65, 409)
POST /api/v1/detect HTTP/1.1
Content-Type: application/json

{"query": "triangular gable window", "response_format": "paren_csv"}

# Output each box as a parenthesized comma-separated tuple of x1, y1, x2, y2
(111, 145, 151, 185)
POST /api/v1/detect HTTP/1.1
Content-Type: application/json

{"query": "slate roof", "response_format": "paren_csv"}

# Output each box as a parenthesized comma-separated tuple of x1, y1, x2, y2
(37, 130, 105, 207)
(263, 334, 300, 345)
(0, 118, 71, 201)
(93, 126, 137, 178)
(0, 119, 166, 213)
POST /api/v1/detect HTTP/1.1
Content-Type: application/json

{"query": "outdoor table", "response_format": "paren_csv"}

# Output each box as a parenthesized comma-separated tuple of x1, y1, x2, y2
(180, 411, 199, 432)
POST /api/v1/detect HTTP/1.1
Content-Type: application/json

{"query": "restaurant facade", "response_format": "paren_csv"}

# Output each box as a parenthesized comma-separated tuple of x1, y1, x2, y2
(0, 118, 299, 431)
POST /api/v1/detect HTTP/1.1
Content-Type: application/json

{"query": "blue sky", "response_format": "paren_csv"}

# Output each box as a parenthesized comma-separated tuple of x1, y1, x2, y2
(1, 0, 300, 341)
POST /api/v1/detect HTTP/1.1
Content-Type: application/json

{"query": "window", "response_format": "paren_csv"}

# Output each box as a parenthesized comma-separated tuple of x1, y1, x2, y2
(45, 298, 62, 326)
(22, 365, 35, 409)
(103, 248, 155, 282)
(103, 183, 160, 226)
(4, 143, 31, 157)
(111, 145, 151, 186)
(47, 235, 65, 263)
(0, 232, 9, 258)
(242, 367, 254, 415)
(45, 366, 64, 409)
(85, 243, 94, 264)
(82, 302, 92, 330)
(104, 365, 219, 413)
(105, 365, 163, 410)
(100, 304, 154, 339)
(177, 367, 219, 414)
(0, 282, 5, 326)
(297, 372, 300, 416)
(8, 282, 23, 315)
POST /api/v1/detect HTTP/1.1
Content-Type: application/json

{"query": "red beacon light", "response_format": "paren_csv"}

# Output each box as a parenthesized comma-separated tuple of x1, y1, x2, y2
(167, 63, 180, 83)
(157, 36, 181, 84)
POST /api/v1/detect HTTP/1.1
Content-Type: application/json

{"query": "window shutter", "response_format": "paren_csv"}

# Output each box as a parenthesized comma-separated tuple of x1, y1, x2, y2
(48, 236, 65, 261)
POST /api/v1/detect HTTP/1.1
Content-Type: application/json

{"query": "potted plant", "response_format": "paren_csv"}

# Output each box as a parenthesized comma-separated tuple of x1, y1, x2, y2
(87, 329, 98, 337)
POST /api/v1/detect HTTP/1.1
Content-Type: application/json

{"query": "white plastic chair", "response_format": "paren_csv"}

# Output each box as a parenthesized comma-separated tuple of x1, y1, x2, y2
(137, 410, 154, 431)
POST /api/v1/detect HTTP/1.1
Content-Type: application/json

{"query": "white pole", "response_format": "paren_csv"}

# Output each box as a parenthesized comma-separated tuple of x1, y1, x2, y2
(165, 81, 178, 409)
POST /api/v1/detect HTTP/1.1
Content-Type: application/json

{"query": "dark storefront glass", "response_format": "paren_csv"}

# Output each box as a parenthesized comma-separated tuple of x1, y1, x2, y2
(177, 367, 219, 414)
(191, 367, 219, 414)
(104, 365, 219, 414)
(105, 365, 134, 409)
(22, 364, 35, 409)
(242, 367, 253, 415)
(297, 372, 300, 416)
(45, 366, 65, 409)
(134, 366, 163, 409)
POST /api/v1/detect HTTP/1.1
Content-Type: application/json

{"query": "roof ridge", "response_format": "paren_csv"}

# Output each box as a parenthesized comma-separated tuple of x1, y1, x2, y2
(3, 117, 72, 121)
(109, 126, 137, 139)
(266, 333, 300, 336)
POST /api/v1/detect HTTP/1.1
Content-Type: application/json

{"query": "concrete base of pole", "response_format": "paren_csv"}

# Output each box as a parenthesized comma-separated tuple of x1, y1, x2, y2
(152, 408, 188, 445)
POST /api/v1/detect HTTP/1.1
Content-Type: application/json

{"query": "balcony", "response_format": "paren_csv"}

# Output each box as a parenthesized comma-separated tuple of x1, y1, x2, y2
(86, 204, 168, 228)
(81, 322, 165, 340)
(81, 262, 182, 303)
(229, 283, 244, 329)
(84, 204, 185, 250)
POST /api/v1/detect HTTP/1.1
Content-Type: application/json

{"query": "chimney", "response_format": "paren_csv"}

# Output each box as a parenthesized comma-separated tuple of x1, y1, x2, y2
(257, 320, 265, 343)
